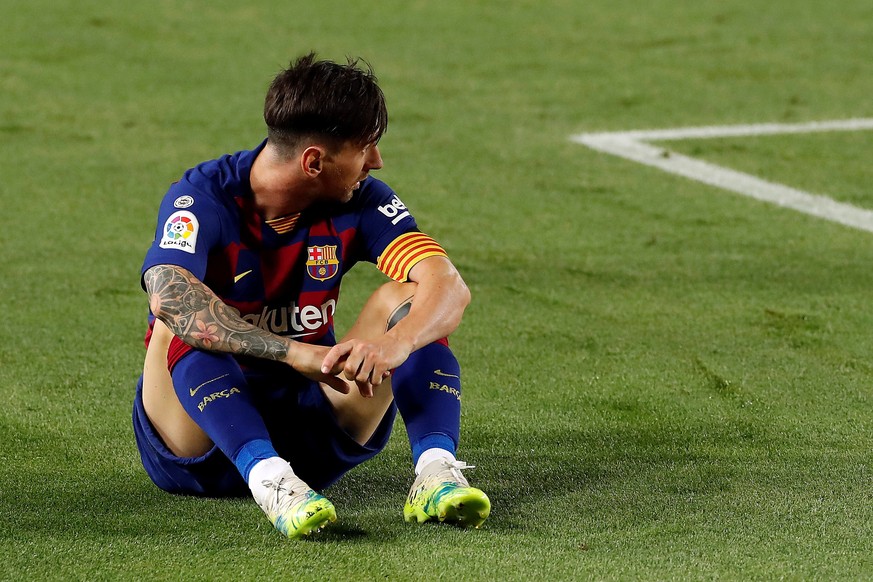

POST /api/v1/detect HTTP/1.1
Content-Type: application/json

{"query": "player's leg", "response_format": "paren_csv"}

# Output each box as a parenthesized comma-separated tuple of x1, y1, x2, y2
(390, 327, 490, 528)
(142, 320, 286, 486)
(137, 320, 335, 538)
(140, 319, 213, 458)
(318, 282, 416, 444)
(321, 282, 490, 527)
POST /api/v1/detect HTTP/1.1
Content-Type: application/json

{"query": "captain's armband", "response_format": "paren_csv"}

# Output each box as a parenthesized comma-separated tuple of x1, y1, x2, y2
(376, 232, 447, 282)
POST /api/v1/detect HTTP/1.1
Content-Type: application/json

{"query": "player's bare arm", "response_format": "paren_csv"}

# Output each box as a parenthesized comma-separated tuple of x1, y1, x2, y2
(322, 256, 470, 393)
(393, 255, 471, 347)
(144, 264, 349, 393)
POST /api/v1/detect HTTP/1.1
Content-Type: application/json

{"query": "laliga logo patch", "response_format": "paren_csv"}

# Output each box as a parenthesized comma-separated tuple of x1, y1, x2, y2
(306, 245, 339, 281)
(173, 195, 194, 208)
(160, 211, 199, 254)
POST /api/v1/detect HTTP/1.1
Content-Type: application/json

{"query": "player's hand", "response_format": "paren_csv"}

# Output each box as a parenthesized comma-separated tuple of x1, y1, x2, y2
(321, 335, 413, 398)
(286, 342, 351, 394)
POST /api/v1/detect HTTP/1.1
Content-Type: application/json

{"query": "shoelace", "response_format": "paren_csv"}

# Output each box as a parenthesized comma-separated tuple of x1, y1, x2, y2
(262, 476, 307, 510)
(446, 460, 475, 479)
(426, 460, 476, 488)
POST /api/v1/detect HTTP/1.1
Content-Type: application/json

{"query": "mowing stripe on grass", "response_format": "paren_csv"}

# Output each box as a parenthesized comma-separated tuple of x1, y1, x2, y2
(570, 118, 873, 234)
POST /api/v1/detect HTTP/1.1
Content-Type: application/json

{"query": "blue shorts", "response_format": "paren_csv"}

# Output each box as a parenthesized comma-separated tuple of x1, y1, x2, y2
(132, 374, 396, 497)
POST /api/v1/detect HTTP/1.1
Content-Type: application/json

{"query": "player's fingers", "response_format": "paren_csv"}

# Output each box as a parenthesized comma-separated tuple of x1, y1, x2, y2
(322, 342, 353, 374)
(342, 353, 363, 381)
(354, 356, 375, 384)
(323, 352, 349, 375)
(369, 362, 390, 387)
(343, 345, 376, 383)
(352, 375, 374, 398)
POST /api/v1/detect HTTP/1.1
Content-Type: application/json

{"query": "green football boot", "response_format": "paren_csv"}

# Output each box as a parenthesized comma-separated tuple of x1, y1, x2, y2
(404, 459, 491, 528)
(253, 471, 337, 539)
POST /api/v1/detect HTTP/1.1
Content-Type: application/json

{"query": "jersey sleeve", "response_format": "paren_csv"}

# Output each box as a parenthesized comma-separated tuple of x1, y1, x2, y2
(140, 184, 223, 286)
(356, 179, 448, 282)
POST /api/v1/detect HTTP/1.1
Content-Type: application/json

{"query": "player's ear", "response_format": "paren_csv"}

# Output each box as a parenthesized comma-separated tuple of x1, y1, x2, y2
(301, 146, 324, 177)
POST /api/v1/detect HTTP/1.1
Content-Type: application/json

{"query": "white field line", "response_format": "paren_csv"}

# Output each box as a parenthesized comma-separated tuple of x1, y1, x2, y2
(569, 118, 873, 233)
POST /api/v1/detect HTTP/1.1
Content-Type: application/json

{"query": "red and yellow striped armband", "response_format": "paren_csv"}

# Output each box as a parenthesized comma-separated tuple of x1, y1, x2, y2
(376, 232, 448, 282)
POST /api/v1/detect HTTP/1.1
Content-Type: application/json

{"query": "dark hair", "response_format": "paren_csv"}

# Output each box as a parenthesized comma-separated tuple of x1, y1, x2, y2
(264, 53, 388, 154)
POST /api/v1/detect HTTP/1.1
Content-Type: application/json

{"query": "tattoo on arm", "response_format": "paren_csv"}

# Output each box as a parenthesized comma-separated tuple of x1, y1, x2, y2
(143, 264, 290, 361)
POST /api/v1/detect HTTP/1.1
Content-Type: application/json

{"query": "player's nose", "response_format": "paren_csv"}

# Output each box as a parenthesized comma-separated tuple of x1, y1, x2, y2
(366, 145, 384, 171)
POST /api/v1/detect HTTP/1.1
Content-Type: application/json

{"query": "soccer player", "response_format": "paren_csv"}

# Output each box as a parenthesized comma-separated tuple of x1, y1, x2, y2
(132, 53, 490, 538)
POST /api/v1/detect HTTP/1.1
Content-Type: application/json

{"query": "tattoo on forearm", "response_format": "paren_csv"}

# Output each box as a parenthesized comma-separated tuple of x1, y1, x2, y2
(144, 265, 290, 361)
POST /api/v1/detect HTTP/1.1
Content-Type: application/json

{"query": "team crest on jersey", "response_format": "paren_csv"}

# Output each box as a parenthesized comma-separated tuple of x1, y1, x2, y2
(306, 245, 339, 281)
(160, 211, 199, 254)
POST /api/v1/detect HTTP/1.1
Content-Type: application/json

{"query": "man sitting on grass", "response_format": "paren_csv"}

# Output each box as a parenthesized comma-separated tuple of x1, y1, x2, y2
(131, 53, 489, 539)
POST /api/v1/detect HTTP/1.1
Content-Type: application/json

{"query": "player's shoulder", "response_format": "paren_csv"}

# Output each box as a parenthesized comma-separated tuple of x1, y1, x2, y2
(174, 149, 250, 199)
(159, 178, 226, 225)
(161, 144, 261, 216)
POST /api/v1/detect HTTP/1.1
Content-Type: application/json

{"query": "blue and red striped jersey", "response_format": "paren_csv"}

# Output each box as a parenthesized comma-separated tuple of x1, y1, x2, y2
(142, 140, 447, 358)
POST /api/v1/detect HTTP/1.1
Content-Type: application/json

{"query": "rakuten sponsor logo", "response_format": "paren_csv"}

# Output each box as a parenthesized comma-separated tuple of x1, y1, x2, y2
(242, 299, 336, 337)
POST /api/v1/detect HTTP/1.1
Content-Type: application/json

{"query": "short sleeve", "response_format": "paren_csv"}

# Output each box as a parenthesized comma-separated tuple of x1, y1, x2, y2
(141, 185, 223, 287)
(354, 179, 448, 282)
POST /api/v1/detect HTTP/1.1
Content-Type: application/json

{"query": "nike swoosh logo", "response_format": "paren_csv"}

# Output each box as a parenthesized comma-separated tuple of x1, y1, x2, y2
(234, 270, 253, 283)
(289, 331, 317, 339)
(189, 373, 230, 397)
(434, 369, 459, 378)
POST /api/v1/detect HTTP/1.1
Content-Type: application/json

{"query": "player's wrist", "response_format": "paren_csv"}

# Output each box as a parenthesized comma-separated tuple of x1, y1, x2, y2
(385, 327, 417, 355)
(283, 338, 302, 368)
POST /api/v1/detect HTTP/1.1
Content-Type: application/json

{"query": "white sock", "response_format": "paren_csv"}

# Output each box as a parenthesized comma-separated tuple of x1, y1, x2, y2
(415, 448, 456, 475)
(247, 456, 294, 491)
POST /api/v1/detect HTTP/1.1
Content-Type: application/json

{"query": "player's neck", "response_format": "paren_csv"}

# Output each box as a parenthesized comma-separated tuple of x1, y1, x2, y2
(250, 147, 317, 220)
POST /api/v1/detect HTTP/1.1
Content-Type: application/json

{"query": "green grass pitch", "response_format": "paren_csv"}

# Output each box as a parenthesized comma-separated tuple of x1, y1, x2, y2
(1, 0, 872, 579)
